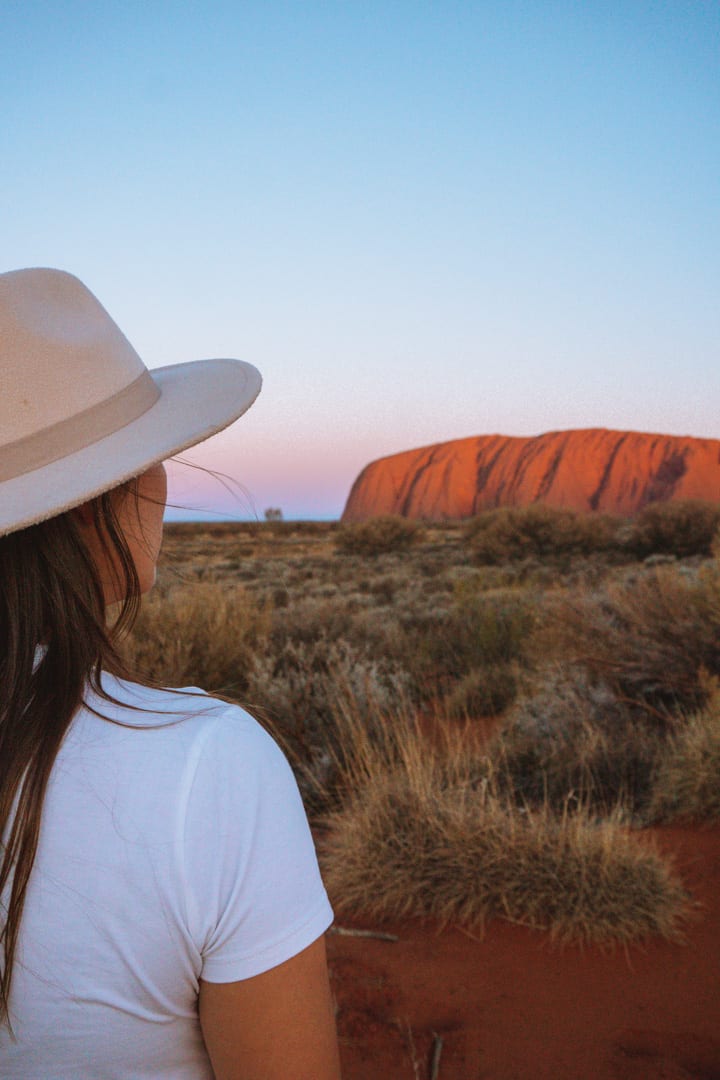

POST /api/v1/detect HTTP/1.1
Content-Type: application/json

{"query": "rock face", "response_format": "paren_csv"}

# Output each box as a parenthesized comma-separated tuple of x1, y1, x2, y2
(342, 429, 720, 522)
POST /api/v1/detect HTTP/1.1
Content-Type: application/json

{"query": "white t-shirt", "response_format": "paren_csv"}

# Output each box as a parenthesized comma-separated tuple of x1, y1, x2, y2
(0, 675, 333, 1078)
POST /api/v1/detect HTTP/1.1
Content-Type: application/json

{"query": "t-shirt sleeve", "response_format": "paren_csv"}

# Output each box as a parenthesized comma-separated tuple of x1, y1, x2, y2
(181, 707, 334, 983)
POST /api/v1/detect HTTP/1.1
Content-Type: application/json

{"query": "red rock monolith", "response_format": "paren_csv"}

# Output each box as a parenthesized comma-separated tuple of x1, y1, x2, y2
(342, 429, 720, 521)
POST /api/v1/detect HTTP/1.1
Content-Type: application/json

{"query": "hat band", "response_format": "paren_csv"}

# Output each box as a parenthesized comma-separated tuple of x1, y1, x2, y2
(0, 371, 161, 484)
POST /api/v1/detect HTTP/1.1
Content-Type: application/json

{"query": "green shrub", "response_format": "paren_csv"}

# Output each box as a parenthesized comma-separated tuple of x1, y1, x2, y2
(464, 505, 618, 564)
(335, 515, 421, 556)
(625, 500, 720, 559)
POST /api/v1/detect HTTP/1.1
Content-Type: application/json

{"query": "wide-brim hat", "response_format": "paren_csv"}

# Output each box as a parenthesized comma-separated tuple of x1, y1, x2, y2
(0, 268, 262, 537)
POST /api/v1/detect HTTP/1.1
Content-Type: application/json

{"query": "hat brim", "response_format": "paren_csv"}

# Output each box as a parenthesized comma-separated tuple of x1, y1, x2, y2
(0, 358, 262, 536)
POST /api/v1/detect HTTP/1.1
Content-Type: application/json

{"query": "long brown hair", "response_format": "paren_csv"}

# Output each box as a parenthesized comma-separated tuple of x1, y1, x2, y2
(0, 481, 143, 1023)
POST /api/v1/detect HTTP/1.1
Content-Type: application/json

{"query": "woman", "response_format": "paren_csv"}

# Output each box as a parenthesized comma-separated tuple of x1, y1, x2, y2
(0, 268, 341, 1078)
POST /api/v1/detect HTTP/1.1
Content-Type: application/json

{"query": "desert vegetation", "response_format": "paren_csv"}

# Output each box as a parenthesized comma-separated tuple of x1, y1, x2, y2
(123, 500, 720, 945)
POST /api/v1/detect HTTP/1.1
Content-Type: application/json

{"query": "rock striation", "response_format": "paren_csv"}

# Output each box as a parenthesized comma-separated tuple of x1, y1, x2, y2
(342, 429, 720, 522)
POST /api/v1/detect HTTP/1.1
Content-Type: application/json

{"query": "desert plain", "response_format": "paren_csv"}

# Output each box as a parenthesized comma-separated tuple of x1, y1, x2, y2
(127, 507, 720, 1079)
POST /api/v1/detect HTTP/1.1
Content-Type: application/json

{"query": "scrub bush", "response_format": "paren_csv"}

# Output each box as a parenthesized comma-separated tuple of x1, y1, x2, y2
(625, 500, 720, 559)
(334, 515, 421, 556)
(489, 670, 663, 818)
(444, 663, 520, 718)
(393, 588, 536, 704)
(246, 637, 410, 772)
(465, 505, 619, 564)
(541, 564, 720, 717)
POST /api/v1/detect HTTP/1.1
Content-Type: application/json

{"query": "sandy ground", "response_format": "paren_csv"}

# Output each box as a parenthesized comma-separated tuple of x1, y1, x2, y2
(326, 824, 720, 1079)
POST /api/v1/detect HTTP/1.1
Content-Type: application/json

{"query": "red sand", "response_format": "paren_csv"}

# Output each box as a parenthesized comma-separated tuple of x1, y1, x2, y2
(327, 824, 720, 1079)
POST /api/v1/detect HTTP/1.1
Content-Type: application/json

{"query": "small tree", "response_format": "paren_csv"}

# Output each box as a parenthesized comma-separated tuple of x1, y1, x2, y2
(264, 507, 284, 522)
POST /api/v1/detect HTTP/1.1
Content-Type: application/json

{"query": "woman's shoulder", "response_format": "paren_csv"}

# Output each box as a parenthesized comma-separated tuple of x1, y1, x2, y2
(88, 672, 234, 722)
(70, 674, 290, 806)
(79, 673, 275, 757)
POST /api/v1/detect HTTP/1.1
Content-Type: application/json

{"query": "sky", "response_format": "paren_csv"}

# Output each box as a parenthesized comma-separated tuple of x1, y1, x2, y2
(2, 1, 719, 520)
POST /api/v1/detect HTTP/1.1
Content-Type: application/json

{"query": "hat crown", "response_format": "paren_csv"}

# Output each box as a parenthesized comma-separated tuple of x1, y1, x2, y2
(0, 265, 261, 538)
(0, 269, 146, 446)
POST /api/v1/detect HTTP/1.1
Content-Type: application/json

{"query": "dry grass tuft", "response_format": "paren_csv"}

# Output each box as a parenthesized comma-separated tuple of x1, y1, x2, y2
(122, 582, 271, 696)
(319, 706, 690, 945)
(647, 689, 720, 823)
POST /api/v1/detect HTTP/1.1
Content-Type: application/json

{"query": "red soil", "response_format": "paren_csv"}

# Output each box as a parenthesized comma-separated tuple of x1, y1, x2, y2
(327, 824, 720, 1079)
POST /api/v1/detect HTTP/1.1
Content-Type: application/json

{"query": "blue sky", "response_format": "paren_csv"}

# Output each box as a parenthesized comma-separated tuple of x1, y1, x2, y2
(2, 1, 718, 519)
